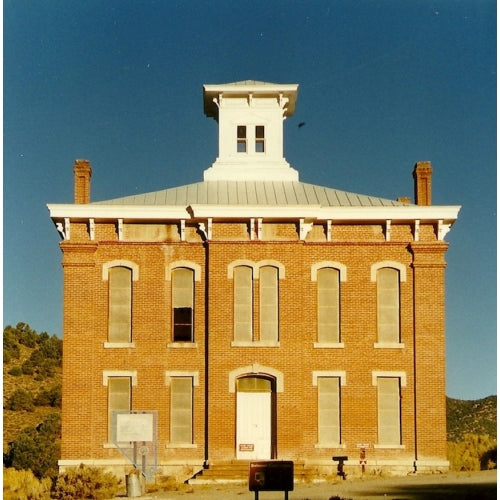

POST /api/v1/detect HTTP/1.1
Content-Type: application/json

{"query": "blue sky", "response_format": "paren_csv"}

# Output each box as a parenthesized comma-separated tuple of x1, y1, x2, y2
(4, 0, 496, 400)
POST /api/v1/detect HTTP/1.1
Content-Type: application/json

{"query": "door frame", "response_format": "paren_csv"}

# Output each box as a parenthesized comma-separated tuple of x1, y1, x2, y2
(235, 375, 277, 459)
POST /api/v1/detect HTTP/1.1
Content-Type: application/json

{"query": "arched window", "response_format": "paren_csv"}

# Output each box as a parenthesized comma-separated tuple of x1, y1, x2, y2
(172, 267, 194, 342)
(376, 267, 400, 344)
(233, 266, 253, 342)
(376, 376, 403, 446)
(108, 266, 132, 343)
(317, 267, 340, 343)
(259, 266, 279, 342)
(229, 261, 282, 345)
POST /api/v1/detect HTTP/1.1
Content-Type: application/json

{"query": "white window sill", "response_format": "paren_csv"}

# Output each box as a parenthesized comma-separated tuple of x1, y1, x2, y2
(374, 343, 405, 349)
(374, 444, 405, 449)
(104, 342, 135, 348)
(314, 342, 345, 349)
(166, 443, 197, 449)
(103, 443, 133, 449)
(231, 341, 280, 347)
(314, 443, 346, 449)
(167, 343, 198, 348)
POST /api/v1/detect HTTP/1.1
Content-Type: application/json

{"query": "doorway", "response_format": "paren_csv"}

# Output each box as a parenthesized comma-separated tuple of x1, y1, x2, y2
(236, 376, 275, 459)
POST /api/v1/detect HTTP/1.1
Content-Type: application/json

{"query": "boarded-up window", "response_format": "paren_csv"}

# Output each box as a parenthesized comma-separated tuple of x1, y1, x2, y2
(317, 268, 340, 343)
(234, 266, 253, 341)
(259, 266, 278, 342)
(108, 267, 132, 343)
(170, 378, 193, 444)
(377, 377, 401, 445)
(172, 268, 194, 342)
(377, 268, 400, 343)
(108, 377, 131, 442)
(318, 377, 340, 445)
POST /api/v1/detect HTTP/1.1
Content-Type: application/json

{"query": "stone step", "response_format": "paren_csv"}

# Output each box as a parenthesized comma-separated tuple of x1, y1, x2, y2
(188, 460, 317, 485)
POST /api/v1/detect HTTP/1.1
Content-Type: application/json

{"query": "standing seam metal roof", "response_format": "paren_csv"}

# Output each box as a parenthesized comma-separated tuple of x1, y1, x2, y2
(94, 181, 407, 207)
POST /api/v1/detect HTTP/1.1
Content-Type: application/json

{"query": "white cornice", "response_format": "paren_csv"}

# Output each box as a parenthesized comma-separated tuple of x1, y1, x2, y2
(317, 205, 461, 222)
(47, 203, 460, 223)
(47, 204, 191, 220)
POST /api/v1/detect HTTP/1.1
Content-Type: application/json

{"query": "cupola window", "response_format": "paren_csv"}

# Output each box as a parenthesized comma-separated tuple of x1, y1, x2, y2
(237, 126, 247, 153)
(255, 126, 265, 152)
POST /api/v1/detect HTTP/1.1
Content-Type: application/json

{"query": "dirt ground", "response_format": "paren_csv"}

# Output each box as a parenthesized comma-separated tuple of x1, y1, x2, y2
(129, 470, 497, 499)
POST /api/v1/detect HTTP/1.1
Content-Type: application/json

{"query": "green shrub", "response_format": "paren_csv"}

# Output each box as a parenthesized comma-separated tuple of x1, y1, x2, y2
(52, 464, 122, 499)
(15, 322, 38, 348)
(34, 384, 62, 407)
(7, 365, 23, 376)
(4, 413, 61, 480)
(3, 468, 52, 500)
(5, 388, 34, 411)
(3, 326, 20, 363)
(21, 360, 34, 376)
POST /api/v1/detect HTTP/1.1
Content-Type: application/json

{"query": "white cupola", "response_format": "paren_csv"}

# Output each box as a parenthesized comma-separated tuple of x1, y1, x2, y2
(203, 81, 299, 181)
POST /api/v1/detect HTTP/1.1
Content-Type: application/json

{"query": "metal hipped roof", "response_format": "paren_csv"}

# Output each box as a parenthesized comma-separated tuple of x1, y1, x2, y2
(93, 181, 406, 208)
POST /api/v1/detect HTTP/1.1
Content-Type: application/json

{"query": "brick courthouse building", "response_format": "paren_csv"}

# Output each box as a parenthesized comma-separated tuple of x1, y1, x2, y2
(48, 81, 460, 480)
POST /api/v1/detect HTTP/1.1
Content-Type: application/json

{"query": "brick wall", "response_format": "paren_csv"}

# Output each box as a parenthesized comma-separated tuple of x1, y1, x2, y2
(59, 218, 449, 474)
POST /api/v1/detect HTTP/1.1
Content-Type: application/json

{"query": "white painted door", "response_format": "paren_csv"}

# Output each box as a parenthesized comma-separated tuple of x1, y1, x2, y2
(236, 391, 271, 459)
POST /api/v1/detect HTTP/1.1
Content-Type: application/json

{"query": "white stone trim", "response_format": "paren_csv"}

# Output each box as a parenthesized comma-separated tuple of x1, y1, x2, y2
(231, 341, 280, 348)
(102, 260, 139, 281)
(64, 218, 70, 240)
(370, 261, 407, 282)
(227, 260, 257, 278)
(165, 261, 201, 281)
(312, 371, 347, 386)
(315, 443, 346, 449)
(102, 370, 137, 386)
(374, 342, 405, 349)
(313, 342, 345, 349)
(165, 371, 199, 386)
(372, 371, 407, 387)
(385, 219, 391, 241)
(310, 261, 347, 282)
(103, 342, 135, 349)
(167, 342, 198, 349)
(414, 219, 420, 241)
(59, 458, 131, 467)
(229, 364, 284, 393)
(255, 260, 285, 279)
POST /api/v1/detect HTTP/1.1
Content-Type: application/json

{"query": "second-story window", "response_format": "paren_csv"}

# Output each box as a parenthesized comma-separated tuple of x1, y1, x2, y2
(255, 126, 265, 152)
(108, 266, 132, 343)
(172, 267, 194, 342)
(237, 125, 247, 152)
(377, 267, 400, 344)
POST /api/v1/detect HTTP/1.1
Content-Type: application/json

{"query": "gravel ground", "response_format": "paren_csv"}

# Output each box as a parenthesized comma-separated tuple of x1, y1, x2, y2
(127, 470, 497, 500)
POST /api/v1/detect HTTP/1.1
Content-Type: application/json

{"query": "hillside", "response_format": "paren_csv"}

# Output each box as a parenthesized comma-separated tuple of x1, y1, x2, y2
(447, 395, 497, 442)
(3, 323, 62, 453)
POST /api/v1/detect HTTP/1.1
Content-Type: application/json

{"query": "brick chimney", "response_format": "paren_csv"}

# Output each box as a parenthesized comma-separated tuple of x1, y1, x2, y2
(73, 159, 92, 204)
(413, 161, 433, 206)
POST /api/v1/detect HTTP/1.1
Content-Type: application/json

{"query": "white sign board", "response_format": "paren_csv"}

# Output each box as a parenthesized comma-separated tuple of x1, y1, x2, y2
(116, 413, 154, 442)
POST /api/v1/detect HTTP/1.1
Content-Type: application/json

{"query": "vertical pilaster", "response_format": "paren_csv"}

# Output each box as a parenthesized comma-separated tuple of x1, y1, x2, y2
(410, 242, 449, 463)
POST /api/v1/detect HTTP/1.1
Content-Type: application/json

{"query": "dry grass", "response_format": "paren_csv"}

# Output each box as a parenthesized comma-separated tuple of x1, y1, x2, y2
(146, 475, 194, 493)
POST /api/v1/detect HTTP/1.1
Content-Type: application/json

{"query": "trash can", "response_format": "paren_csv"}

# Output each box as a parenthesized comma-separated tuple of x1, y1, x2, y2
(126, 473, 142, 497)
